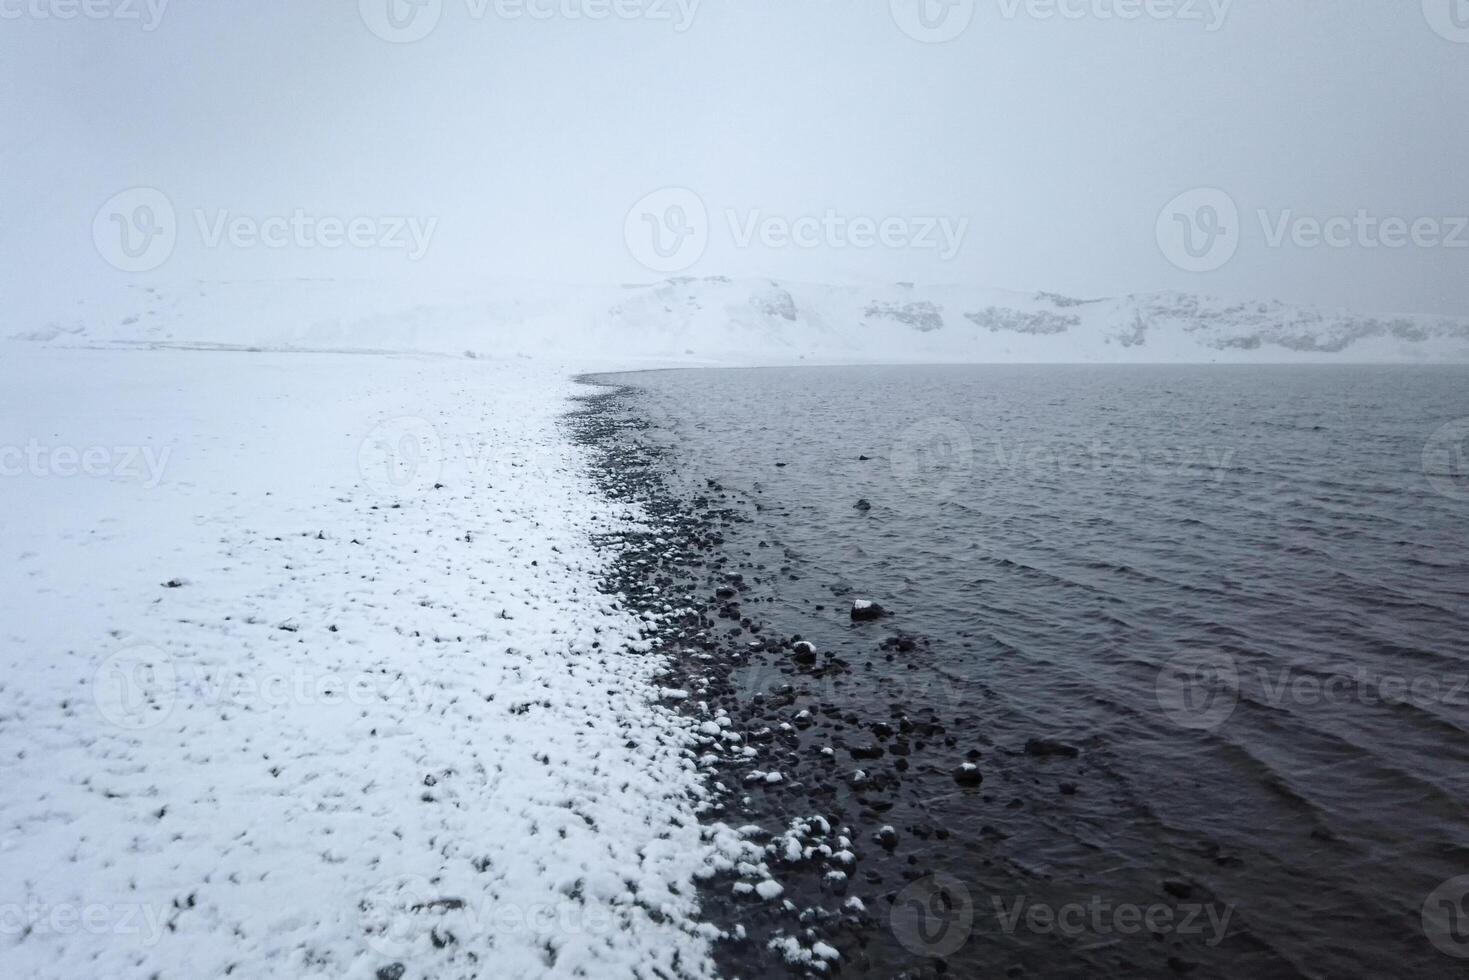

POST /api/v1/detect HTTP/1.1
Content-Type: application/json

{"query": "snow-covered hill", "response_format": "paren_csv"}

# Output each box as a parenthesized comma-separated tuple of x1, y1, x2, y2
(11, 276, 1469, 363)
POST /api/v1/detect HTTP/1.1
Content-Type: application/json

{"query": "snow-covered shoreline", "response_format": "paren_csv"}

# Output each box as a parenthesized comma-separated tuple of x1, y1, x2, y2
(0, 344, 739, 978)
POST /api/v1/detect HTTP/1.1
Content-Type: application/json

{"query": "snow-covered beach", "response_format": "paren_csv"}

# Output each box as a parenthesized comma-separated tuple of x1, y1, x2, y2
(0, 341, 751, 978)
(4, 273, 1468, 978)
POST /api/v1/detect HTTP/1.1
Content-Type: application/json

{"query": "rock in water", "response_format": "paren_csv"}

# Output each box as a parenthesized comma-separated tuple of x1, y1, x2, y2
(953, 763, 984, 786)
(851, 600, 886, 621)
(792, 640, 818, 664)
(854, 499, 872, 511)
(1024, 737, 1080, 759)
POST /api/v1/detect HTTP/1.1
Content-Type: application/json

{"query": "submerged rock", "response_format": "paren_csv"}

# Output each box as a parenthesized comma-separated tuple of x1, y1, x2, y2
(1024, 737, 1080, 759)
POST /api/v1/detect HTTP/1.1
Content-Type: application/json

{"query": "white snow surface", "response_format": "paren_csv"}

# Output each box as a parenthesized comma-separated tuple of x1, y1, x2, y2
(0, 345, 732, 978)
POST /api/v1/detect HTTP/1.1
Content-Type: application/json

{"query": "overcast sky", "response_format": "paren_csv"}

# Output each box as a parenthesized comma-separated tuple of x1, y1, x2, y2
(3, 1, 1467, 315)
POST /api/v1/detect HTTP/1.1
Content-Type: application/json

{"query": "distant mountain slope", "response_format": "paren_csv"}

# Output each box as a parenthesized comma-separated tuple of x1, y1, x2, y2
(11, 277, 1469, 363)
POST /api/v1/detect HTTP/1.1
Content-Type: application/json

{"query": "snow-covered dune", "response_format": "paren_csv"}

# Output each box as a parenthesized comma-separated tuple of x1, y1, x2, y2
(11, 276, 1469, 364)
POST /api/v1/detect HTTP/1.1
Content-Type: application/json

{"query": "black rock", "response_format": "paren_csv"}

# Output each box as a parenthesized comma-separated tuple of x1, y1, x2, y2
(851, 601, 887, 622)
(376, 966, 406, 980)
(953, 764, 984, 786)
(1163, 878, 1193, 900)
(1024, 737, 1080, 759)
(854, 499, 872, 511)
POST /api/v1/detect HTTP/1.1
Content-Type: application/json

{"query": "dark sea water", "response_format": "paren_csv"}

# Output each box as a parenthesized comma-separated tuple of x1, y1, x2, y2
(607, 364, 1469, 979)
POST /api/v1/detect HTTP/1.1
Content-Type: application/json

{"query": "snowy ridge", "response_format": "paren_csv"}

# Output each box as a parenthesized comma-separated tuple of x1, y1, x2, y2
(11, 275, 1469, 363)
